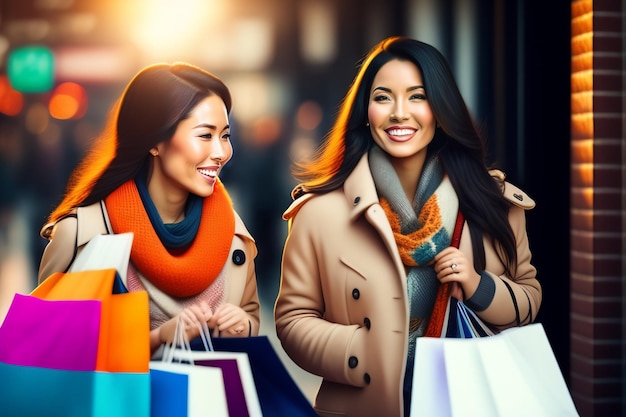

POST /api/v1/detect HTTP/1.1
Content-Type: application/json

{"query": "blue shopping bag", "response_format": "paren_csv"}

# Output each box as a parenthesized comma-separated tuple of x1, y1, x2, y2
(150, 361, 228, 417)
(0, 362, 150, 417)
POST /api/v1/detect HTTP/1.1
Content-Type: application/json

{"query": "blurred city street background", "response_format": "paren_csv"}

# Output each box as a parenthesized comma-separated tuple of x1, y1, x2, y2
(0, 0, 572, 404)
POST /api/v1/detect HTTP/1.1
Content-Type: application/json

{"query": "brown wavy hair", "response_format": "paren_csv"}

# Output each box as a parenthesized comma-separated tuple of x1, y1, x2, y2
(40, 62, 231, 239)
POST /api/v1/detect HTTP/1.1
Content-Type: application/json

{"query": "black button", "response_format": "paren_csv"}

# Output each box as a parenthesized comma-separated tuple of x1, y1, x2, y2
(364, 317, 371, 329)
(348, 356, 358, 368)
(352, 288, 360, 300)
(364, 373, 371, 384)
(353, 196, 361, 205)
(232, 249, 245, 265)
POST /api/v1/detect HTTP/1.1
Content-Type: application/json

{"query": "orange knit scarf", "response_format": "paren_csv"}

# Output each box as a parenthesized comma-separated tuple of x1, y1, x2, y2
(105, 179, 235, 297)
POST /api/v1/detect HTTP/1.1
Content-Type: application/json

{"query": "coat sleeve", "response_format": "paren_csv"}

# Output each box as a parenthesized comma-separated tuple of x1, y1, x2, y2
(468, 203, 542, 328)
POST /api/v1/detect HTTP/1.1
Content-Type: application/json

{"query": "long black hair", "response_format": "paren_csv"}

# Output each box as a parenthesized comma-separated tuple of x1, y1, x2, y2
(293, 36, 517, 276)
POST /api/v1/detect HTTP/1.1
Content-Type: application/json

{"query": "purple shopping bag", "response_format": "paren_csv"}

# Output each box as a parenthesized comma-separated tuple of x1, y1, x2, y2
(0, 293, 101, 370)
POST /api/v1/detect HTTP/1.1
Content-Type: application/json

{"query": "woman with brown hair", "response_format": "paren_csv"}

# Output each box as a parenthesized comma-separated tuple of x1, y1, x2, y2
(39, 63, 260, 354)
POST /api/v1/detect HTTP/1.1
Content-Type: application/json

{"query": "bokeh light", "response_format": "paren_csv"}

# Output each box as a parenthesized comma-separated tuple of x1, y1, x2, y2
(48, 82, 88, 120)
(0, 76, 24, 116)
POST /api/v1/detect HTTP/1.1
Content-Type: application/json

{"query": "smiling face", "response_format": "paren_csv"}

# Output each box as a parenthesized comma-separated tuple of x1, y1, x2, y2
(367, 58, 436, 165)
(151, 94, 232, 199)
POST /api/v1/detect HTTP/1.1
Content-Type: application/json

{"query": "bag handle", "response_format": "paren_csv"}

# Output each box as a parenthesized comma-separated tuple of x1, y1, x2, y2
(501, 278, 521, 327)
(162, 317, 215, 364)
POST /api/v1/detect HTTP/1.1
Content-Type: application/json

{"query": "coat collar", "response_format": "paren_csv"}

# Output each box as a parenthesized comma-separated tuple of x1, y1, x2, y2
(343, 153, 381, 221)
(282, 153, 380, 222)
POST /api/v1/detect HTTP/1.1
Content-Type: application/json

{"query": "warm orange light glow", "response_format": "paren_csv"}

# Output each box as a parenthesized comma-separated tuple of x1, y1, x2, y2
(49, 82, 87, 120)
(571, 113, 594, 139)
(571, 139, 593, 162)
(571, 91, 593, 113)
(0, 76, 24, 116)
(580, 187, 593, 207)
(571, 70, 593, 93)
(571, 52, 593, 74)
(576, 163, 594, 187)
(571, 12, 593, 36)
(130, 0, 221, 60)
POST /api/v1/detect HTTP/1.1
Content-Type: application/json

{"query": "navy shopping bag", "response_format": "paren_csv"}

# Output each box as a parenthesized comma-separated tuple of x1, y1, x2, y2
(211, 336, 318, 417)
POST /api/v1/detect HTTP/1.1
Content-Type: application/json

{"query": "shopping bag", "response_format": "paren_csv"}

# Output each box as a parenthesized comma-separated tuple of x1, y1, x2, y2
(411, 323, 580, 417)
(443, 298, 497, 338)
(0, 361, 150, 417)
(0, 293, 101, 370)
(212, 336, 318, 417)
(30, 233, 150, 373)
(0, 232, 151, 417)
(168, 346, 263, 417)
(150, 361, 229, 417)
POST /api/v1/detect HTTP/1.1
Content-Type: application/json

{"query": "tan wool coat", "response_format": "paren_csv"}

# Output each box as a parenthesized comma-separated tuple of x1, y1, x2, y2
(274, 154, 541, 417)
(38, 201, 261, 336)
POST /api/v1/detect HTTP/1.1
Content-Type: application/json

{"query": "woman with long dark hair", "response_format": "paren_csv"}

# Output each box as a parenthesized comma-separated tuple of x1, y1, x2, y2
(39, 63, 260, 354)
(275, 36, 541, 417)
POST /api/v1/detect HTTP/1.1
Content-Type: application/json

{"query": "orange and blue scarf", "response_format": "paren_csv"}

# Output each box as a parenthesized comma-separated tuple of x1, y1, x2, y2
(105, 178, 235, 298)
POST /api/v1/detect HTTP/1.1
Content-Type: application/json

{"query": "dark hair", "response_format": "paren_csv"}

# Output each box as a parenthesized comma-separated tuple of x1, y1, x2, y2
(41, 62, 231, 239)
(293, 36, 517, 276)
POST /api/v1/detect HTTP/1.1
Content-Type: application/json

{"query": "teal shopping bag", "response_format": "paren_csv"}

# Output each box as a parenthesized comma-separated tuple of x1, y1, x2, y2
(0, 362, 150, 417)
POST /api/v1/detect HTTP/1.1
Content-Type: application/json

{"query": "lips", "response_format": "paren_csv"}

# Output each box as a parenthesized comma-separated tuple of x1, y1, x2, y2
(197, 166, 219, 178)
(385, 127, 417, 142)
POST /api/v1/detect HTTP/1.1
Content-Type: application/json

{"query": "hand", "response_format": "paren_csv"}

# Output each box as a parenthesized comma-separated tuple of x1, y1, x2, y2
(209, 303, 249, 337)
(159, 301, 213, 344)
(433, 247, 480, 298)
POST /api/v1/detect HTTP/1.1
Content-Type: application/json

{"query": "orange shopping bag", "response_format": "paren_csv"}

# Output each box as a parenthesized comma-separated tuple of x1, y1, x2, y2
(31, 233, 150, 373)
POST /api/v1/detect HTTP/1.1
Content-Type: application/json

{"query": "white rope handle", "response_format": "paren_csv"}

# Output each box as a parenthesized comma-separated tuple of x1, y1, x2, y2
(161, 317, 214, 364)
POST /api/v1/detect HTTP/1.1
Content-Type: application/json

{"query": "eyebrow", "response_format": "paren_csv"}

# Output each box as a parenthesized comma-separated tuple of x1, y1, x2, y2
(193, 123, 230, 131)
(372, 85, 425, 93)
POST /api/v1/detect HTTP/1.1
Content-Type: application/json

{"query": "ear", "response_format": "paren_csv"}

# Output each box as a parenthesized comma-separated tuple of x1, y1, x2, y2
(149, 148, 158, 156)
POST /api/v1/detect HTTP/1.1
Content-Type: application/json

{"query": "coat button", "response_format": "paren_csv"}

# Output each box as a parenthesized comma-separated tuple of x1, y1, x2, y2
(364, 317, 371, 330)
(353, 196, 361, 205)
(348, 356, 358, 368)
(364, 373, 371, 384)
(352, 288, 360, 300)
(232, 249, 246, 266)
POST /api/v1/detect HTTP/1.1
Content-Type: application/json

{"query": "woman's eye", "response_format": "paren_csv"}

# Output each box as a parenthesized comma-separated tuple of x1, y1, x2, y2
(221, 133, 231, 141)
(199, 133, 213, 139)
(411, 93, 427, 100)
(373, 95, 390, 102)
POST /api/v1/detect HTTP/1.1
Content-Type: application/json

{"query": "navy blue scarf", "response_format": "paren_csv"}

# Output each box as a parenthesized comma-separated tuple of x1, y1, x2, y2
(134, 169, 203, 249)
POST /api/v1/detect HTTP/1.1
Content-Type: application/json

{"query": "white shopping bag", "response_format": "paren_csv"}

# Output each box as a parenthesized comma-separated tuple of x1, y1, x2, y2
(411, 323, 580, 417)
(159, 319, 263, 417)
(150, 361, 229, 417)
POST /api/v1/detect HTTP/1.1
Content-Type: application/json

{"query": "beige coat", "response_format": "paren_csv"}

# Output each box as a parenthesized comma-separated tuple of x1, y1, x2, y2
(274, 154, 541, 417)
(38, 201, 261, 336)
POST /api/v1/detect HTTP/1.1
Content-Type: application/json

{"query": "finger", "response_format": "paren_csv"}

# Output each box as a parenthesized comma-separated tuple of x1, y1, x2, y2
(217, 314, 241, 331)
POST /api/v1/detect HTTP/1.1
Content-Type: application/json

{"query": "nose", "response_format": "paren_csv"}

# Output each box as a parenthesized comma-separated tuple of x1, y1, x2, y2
(210, 139, 231, 164)
(391, 102, 408, 121)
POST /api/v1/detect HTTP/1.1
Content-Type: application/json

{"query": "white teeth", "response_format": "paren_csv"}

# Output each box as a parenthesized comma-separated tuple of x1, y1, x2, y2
(198, 168, 217, 177)
(387, 128, 415, 136)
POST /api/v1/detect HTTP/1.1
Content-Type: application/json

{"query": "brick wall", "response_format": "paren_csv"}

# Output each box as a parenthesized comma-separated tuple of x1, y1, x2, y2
(570, 1, 624, 416)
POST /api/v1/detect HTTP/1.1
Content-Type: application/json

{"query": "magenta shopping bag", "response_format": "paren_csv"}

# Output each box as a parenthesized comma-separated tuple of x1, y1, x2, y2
(0, 293, 101, 370)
